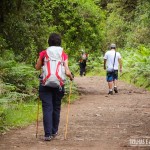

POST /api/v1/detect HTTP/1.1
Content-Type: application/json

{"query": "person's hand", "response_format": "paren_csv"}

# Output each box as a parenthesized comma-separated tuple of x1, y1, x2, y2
(70, 72, 74, 81)
(120, 69, 122, 73)
(71, 72, 74, 78)
(70, 77, 74, 81)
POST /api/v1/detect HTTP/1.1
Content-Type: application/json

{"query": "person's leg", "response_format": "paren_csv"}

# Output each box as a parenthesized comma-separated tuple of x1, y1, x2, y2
(80, 68, 83, 76)
(113, 80, 118, 87)
(108, 81, 113, 90)
(106, 72, 113, 94)
(80, 63, 83, 76)
(80, 64, 84, 76)
(113, 70, 118, 93)
(39, 85, 53, 138)
(83, 66, 86, 76)
(83, 62, 86, 76)
(52, 87, 65, 135)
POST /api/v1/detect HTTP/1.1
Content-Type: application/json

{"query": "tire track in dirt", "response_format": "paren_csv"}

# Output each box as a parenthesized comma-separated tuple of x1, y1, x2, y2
(0, 76, 150, 150)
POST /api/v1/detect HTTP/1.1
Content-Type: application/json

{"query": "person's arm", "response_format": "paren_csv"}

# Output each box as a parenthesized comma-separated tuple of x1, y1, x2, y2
(103, 52, 107, 70)
(35, 57, 42, 70)
(118, 58, 122, 73)
(104, 59, 107, 70)
(64, 59, 74, 81)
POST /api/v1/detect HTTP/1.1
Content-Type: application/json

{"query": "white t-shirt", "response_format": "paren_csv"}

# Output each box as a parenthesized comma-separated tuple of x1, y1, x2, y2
(104, 49, 121, 71)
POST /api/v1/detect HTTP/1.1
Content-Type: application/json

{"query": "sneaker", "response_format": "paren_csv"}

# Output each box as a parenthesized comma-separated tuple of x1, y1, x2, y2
(52, 132, 58, 138)
(44, 136, 52, 141)
(114, 87, 118, 93)
(108, 91, 113, 95)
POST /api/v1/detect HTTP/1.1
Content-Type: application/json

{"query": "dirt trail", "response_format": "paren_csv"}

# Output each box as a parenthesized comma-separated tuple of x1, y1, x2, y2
(0, 76, 150, 150)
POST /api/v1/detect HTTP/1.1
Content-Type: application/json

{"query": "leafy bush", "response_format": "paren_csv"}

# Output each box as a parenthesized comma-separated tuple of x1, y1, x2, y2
(0, 50, 39, 108)
(0, 51, 39, 133)
(121, 46, 150, 89)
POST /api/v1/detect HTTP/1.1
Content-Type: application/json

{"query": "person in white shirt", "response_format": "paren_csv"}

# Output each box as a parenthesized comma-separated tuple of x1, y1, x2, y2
(104, 44, 122, 95)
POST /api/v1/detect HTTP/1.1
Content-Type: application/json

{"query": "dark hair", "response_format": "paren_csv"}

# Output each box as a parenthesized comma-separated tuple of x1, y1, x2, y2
(111, 47, 116, 49)
(110, 43, 116, 49)
(48, 33, 61, 46)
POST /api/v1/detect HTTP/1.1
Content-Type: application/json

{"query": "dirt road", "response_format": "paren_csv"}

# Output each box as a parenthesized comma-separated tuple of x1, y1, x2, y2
(0, 76, 150, 150)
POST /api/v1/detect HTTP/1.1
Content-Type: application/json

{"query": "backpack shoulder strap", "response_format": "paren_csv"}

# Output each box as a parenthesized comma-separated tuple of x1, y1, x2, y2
(113, 52, 116, 69)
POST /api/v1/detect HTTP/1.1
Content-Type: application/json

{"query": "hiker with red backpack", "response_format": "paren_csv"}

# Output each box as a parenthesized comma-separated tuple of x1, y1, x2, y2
(35, 33, 74, 141)
(79, 50, 88, 76)
(104, 43, 122, 95)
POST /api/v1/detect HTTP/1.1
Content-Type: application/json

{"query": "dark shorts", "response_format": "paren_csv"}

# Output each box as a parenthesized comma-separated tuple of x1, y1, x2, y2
(106, 70, 118, 82)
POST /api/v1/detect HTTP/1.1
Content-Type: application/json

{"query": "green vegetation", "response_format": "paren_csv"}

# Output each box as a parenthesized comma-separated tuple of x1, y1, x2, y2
(0, 0, 150, 133)
(0, 101, 42, 132)
(121, 46, 150, 90)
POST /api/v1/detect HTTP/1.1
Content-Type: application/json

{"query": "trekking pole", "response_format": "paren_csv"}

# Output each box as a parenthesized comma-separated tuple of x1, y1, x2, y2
(36, 97, 40, 138)
(64, 81, 73, 140)
(36, 71, 42, 138)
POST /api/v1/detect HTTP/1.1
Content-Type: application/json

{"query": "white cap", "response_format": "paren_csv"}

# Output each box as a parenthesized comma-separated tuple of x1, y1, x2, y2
(110, 43, 116, 48)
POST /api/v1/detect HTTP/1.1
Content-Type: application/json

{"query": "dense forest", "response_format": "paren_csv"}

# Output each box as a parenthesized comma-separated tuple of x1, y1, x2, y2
(0, 0, 150, 132)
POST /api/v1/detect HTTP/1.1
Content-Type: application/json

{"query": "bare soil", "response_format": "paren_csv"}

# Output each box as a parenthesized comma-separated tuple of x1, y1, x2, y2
(0, 76, 150, 150)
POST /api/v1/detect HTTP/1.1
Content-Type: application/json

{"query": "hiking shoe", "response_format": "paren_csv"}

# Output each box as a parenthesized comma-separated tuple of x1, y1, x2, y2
(52, 132, 58, 138)
(44, 136, 52, 141)
(108, 91, 113, 95)
(114, 87, 118, 93)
